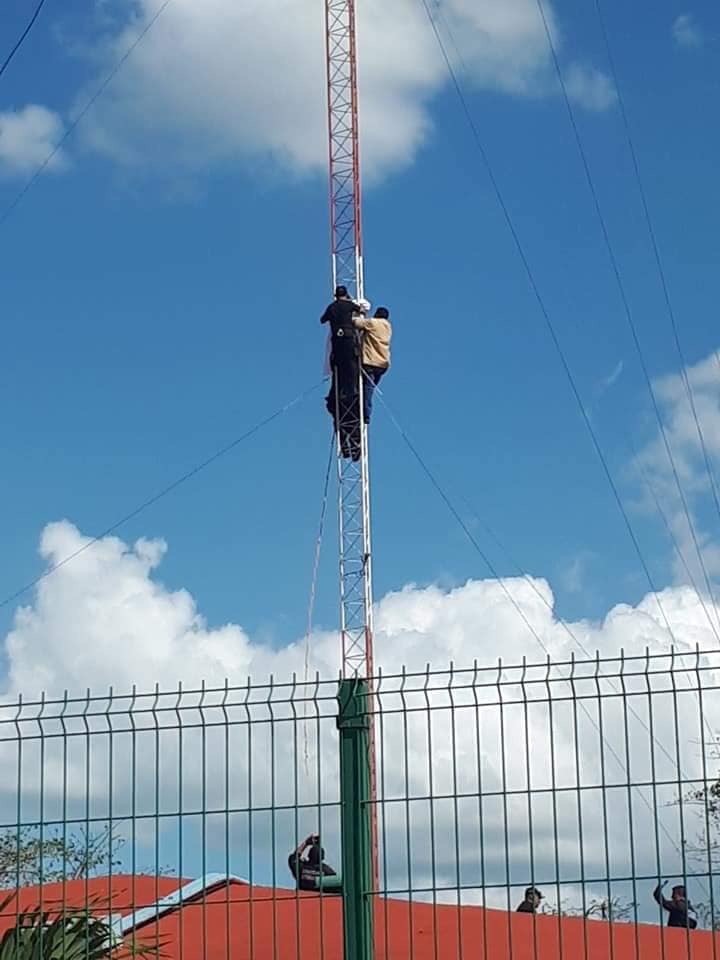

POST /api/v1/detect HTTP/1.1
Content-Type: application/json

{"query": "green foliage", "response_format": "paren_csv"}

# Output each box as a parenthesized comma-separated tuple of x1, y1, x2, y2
(681, 738, 720, 868)
(0, 893, 164, 960)
(0, 827, 124, 889)
(0, 910, 115, 960)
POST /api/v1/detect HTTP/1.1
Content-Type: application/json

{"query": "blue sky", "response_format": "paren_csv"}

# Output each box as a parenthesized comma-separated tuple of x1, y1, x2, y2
(1, 0, 720, 658)
(3, 1, 720, 911)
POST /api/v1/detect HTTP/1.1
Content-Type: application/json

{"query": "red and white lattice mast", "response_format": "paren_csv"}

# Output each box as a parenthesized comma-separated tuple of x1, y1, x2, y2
(324, 0, 378, 884)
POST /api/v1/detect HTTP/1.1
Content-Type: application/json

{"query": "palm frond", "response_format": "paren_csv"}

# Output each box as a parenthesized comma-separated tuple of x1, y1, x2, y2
(0, 901, 166, 960)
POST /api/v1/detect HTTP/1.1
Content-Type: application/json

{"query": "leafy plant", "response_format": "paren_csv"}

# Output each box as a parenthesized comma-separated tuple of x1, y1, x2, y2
(0, 827, 124, 888)
(680, 738, 720, 870)
(0, 893, 165, 960)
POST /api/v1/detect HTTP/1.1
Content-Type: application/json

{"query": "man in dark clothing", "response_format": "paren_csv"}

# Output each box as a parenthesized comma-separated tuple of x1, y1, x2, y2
(320, 285, 362, 336)
(321, 286, 363, 460)
(516, 886, 544, 913)
(288, 834, 341, 894)
(653, 881, 697, 928)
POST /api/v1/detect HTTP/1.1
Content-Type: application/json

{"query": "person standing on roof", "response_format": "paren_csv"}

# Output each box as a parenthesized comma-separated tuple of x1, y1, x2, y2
(321, 285, 364, 458)
(653, 881, 697, 928)
(516, 886, 544, 913)
(288, 834, 341, 894)
(354, 306, 391, 423)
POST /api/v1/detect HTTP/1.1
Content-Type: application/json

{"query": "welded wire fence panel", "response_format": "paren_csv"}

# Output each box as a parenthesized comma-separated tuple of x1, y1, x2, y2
(0, 677, 343, 960)
(373, 650, 720, 960)
(0, 650, 718, 960)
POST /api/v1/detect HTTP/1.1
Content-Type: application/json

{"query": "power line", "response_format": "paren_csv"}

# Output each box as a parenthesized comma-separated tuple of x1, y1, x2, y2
(373, 383, 708, 890)
(592, 0, 720, 587)
(375, 377, 701, 714)
(0, 0, 49, 81)
(459, 472, 720, 749)
(0, 379, 324, 612)
(533, 0, 720, 629)
(419, 2, 720, 772)
(369, 376, 581, 663)
(629, 438, 720, 646)
(416, 0, 686, 645)
(429, 0, 720, 649)
(0, 0, 175, 228)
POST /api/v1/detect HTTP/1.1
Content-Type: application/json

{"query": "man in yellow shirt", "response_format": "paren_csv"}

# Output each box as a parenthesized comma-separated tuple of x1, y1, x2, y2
(353, 306, 392, 423)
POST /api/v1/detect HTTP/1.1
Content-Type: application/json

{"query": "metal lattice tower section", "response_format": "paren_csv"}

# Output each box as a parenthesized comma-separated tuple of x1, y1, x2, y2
(324, 0, 378, 890)
(324, 0, 373, 682)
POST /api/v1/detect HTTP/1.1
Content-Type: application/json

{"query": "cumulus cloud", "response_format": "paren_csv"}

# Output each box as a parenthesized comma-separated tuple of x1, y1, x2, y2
(673, 13, 703, 48)
(71, 0, 613, 181)
(0, 105, 66, 178)
(633, 349, 720, 590)
(5, 519, 715, 698)
(562, 62, 617, 112)
(2, 521, 718, 912)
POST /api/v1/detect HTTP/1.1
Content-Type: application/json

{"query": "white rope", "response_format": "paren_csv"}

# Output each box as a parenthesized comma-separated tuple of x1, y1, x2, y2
(303, 433, 335, 776)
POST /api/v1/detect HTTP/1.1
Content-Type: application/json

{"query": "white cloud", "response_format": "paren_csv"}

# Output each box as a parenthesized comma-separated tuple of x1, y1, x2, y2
(595, 359, 624, 400)
(0, 105, 66, 178)
(71, 0, 613, 181)
(2, 521, 718, 910)
(6, 519, 715, 699)
(633, 349, 720, 589)
(673, 13, 703, 48)
(562, 62, 617, 112)
(558, 552, 593, 595)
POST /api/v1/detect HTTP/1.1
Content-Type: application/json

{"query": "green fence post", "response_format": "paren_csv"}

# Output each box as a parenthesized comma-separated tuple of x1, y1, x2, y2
(337, 677, 373, 960)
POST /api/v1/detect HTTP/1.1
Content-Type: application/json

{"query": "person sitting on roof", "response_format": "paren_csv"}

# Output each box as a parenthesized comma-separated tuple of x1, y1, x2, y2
(353, 306, 391, 423)
(321, 286, 364, 460)
(288, 834, 341, 895)
(653, 880, 697, 928)
(516, 886, 544, 913)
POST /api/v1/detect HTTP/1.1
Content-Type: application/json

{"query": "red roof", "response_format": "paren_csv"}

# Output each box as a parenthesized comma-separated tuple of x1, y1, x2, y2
(0, 875, 716, 960)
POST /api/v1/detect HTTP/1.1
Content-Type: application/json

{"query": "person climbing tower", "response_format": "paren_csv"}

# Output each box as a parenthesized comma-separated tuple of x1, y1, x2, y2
(321, 285, 365, 459)
(354, 306, 391, 423)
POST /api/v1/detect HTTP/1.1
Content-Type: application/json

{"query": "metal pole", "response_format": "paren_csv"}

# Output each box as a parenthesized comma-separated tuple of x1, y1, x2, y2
(337, 678, 373, 960)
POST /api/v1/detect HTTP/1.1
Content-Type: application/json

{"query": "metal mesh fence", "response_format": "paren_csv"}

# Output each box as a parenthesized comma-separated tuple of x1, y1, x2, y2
(0, 649, 718, 959)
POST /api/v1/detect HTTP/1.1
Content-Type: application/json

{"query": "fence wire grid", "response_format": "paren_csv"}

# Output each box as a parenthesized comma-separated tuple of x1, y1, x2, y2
(0, 648, 718, 960)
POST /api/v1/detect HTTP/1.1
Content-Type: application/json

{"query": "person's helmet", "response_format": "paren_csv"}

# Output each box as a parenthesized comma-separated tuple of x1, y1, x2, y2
(525, 887, 544, 900)
(672, 885, 687, 898)
(335, 285, 349, 299)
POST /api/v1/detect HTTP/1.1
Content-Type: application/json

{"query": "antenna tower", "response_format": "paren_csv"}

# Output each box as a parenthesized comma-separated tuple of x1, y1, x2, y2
(324, 0, 378, 885)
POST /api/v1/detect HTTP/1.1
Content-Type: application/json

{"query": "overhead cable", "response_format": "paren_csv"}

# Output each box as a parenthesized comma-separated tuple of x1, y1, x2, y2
(0, 0, 175, 228)
(416, 0, 687, 645)
(592, 0, 720, 548)
(627, 434, 720, 645)
(0, 379, 325, 612)
(534, 0, 720, 629)
(374, 383, 709, 892)
(0, 0, 49, 81)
